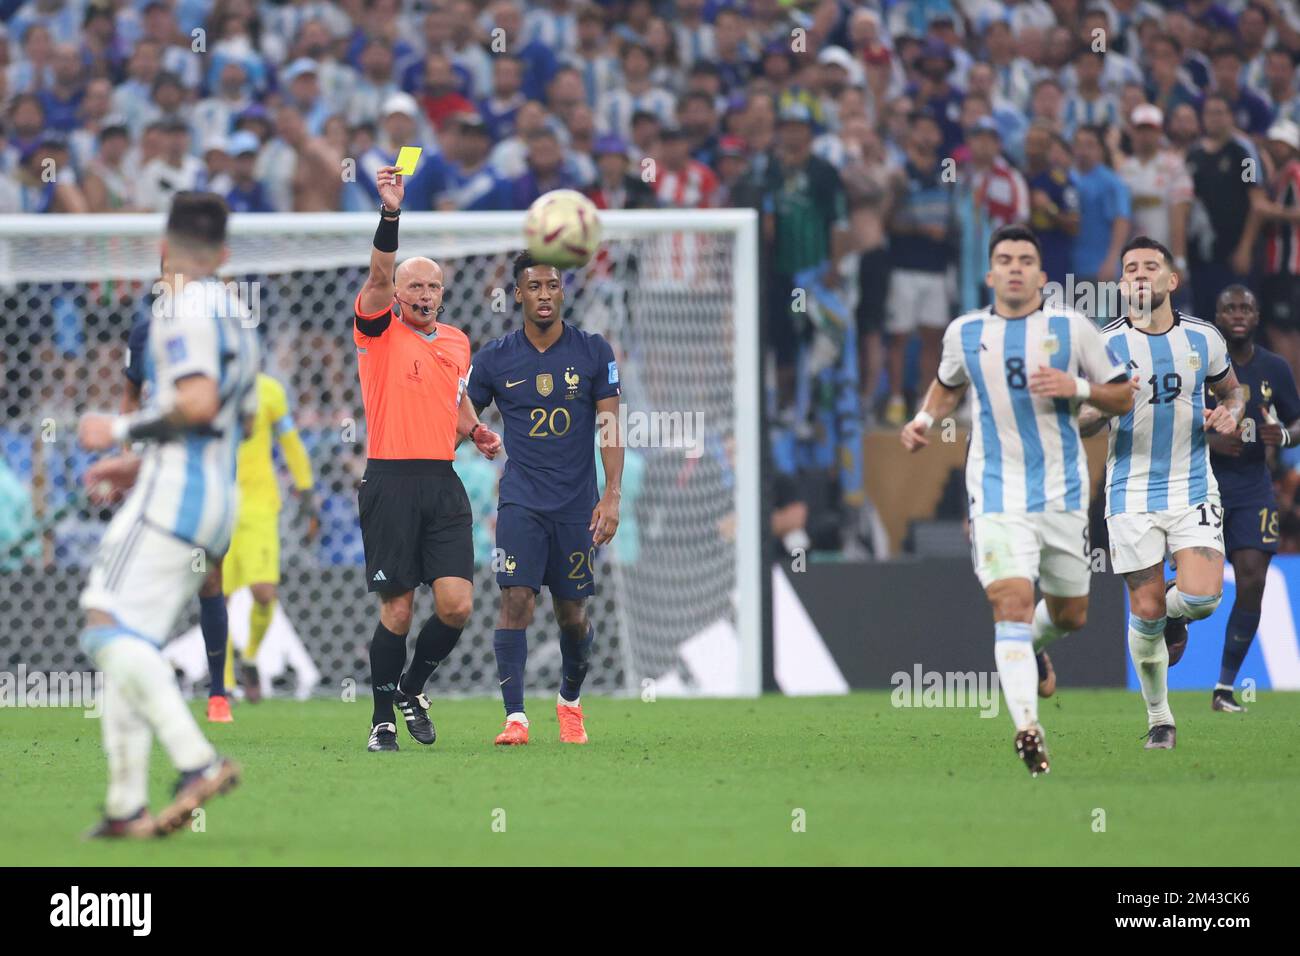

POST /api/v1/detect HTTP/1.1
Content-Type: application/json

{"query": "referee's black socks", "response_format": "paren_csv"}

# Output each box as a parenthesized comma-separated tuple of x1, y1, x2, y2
(370, 622, 408, 725)
(400, 616, 463, 695)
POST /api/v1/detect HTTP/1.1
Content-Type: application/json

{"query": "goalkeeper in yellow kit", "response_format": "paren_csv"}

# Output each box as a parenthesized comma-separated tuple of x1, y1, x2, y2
(222, 372, 318, 700)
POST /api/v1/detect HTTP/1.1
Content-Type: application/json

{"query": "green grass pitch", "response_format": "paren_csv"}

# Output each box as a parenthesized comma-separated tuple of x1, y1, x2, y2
(3, 691, 1297, 866)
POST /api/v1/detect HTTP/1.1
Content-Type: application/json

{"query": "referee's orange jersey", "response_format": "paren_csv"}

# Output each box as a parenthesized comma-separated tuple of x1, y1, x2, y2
(353, 292, 471, 460)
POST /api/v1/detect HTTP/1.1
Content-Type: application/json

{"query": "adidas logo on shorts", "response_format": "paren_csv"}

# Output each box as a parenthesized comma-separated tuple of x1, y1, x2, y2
(372, 570, 387, 582)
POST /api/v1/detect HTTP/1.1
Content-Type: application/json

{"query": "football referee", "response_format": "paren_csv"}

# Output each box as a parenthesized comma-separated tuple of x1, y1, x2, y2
(354, 165, 502, 752)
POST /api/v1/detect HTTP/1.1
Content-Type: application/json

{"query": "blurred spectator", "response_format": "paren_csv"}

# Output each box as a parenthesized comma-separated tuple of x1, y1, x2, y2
(1145, 35, 1199, 119)
(16, 136, 87, 212)
(490, 0, 559, 102)
(1063, 48, 1119, 138)
(712, 8, 754, 92)
(564, 104, 597, 182)
(281, 59, 332, 136)
(1070, 124, 1130, 299)
(587, 133, 655, 210)
(909, 40, 963, 155)
(201, 136, 234, 196)
(1118, 105, 1192, 269)
(490, 98, 550, 178)
(82, 120, 140, 212)
(1250, 119, 1300, 371)
(480, 56, 527, 141)
(1261, 46, 1300, 127)
(141, 71, 189, 133)
(272, 105, 343, 212)
(137, 118, 204, 211)
(439, 112, 512, 211)
(38, 43, 84, 134)
(643, 17, 680, 93)
(8, 22, 54, 94)
(222, 130, 274, 212)
(595, 40, 674, 137)
(835, 116, 895, 415)
(650, 123, 717, 208)
(418, 52, 475, 132)
(673, 0, 715, 70)
(512, 126, 582, 207)
(347, 38, 400, 125)
(883, 110, 952, 426)
(981, 20, 1035, 111)
(192, 59, 253, 141)
(564, 5, 618, 108)
(112, 38, 163, 136)
(1028, 76, 1066, 134)
(958, 118, 1029, 313)
(1203, 44, 1273, 138)
(526, 0, 578, 59)
(1187, 93, 1265, 320)
(1024, 123, 1080, 288)
(142, 0, 202, 90)
(546, 67, 588, 130)
(760, 103, 850, 412)
(0, 452, 39, 571)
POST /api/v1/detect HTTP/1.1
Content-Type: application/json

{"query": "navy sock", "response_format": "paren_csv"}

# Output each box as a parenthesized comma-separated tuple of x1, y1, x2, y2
(1219, 607, 1261, 687)
(401, 616, 462, 694)
(559, 623, 594, 703)
(493, 628, 527, 715)
(369, 622, 408, 725)
(199, 594, 228, 698)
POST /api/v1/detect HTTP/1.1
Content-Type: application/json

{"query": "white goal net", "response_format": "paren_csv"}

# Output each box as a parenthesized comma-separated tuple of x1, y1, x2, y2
(0, 210, 761, 698)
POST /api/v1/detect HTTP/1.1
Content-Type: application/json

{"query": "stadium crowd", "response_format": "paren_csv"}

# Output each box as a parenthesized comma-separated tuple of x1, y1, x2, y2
(3, 0, 1300, 556)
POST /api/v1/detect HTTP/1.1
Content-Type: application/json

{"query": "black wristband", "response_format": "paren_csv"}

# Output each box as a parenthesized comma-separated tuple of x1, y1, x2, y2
(469, 423, 482, 441)
(374, 207, 400, 252)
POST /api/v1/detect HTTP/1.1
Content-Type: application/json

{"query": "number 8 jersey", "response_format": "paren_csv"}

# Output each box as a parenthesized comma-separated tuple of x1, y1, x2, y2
(1099, 312, 1231, 517)
(938, 306, 1128, 517)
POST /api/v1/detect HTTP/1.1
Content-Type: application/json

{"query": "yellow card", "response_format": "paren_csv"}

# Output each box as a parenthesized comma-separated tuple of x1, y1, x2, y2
(395, 146, 422, 177)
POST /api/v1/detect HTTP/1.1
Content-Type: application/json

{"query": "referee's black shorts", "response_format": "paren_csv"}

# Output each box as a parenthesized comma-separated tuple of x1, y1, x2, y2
(358, 459, 473, 592)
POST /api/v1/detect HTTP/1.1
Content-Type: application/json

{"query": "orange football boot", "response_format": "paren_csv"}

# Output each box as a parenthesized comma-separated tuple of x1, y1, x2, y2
(207, 695, 233, 723)
(494, 720, 529, 745)
(557, 701, 588, 744)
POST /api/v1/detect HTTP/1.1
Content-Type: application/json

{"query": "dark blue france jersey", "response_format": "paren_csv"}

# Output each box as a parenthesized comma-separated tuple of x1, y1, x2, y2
(1208, 345, 1300, 505)
(467, 323, 620, 521)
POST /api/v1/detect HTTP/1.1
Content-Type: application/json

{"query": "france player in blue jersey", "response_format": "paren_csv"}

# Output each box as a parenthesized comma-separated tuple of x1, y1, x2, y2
(1206, 285, 1300, 713)
(902, 224, 1135, 776)
(1081, 237, 1246, 750)
(466, 251, 623, 746)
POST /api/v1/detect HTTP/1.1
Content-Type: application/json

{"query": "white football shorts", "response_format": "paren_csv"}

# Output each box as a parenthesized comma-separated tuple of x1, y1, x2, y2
(970, 510, 1092, 597)
(81, 497, 211, 647)
(1106, 503, 1225, 574)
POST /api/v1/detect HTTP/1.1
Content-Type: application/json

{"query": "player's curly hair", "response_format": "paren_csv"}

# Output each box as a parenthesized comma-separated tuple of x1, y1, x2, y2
(512, 250, 561, 282)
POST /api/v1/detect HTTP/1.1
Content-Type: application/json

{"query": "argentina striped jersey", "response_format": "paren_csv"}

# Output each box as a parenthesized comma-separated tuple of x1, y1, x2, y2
(939, 306, 1127, 516)
(1100, 312, 1231, 516)
(127, 277, 260, 554)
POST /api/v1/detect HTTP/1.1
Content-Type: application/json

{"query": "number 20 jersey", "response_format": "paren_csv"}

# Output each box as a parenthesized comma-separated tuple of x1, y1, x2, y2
(1100, 312, 1231, 517)
(938, 306, 1127, 517)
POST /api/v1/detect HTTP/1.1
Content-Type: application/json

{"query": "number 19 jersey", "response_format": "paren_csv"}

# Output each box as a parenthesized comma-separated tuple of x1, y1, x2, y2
(1100, 312, 1231, 517)
(939, 306, 1127, 517)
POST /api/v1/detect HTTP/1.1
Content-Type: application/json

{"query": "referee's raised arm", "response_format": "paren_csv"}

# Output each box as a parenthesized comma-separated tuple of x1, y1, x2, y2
(357, 165, 404, 317)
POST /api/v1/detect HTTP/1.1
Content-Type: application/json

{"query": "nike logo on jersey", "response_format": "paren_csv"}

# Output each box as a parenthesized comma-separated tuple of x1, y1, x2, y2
(505, 379, 525, 388)
(577, 582, 591, 590)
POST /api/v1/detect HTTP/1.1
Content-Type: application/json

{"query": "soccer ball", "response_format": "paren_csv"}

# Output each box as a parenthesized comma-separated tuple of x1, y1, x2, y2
(523, 189, 602, 269)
